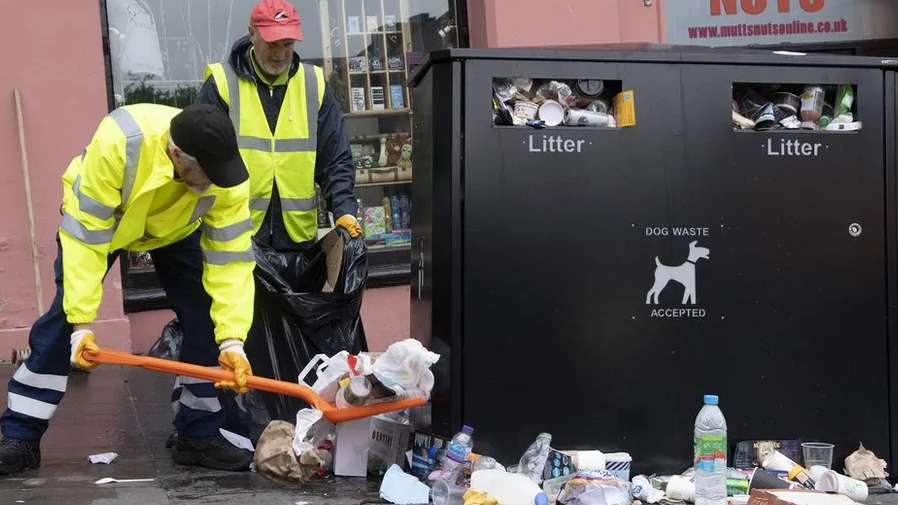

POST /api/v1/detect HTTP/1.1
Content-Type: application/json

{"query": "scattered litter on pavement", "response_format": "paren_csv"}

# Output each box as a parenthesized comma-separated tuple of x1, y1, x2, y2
(94, 477, 155, 485)
(220, 428, 254, 452)
(87, 452, 117, 464)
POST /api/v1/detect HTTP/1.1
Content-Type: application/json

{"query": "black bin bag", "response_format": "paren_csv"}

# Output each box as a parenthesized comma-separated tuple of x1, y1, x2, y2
(246, 227, 369, 423)
(148, 228, 369, 443)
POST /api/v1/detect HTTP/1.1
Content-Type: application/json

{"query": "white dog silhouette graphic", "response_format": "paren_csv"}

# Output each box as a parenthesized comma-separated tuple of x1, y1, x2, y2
(645, 240, 710, 305)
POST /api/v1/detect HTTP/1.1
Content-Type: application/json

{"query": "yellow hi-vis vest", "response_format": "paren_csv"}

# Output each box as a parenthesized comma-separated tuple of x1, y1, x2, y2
(203, 59, 325, 244)
(59, 103, 255, 343)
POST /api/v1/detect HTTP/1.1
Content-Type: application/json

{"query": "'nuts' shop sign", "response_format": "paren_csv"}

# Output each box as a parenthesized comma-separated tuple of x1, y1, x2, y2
(665, 0, 898, 47)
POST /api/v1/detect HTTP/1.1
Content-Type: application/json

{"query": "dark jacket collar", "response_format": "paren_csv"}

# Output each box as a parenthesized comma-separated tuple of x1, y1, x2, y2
(227, 35, 302, 82)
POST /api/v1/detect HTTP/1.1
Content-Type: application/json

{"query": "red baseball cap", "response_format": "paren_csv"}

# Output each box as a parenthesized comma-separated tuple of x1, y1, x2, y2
(251, 0, 303, 42)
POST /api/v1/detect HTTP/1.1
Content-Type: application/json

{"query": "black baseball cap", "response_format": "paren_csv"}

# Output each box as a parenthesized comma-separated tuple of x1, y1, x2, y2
(169, 104, 248, 188)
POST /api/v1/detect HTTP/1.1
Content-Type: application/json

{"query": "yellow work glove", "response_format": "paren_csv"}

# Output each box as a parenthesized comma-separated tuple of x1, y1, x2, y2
(70, 329, 100, 371)
(335, 214, 363, 238)
(216, 339, 253, 394)
(463, 490, 498, 505)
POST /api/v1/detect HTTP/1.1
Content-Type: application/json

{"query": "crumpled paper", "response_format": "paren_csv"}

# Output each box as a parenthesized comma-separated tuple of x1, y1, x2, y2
(845, 443, 888, 483)
(254, 420, 324, 485)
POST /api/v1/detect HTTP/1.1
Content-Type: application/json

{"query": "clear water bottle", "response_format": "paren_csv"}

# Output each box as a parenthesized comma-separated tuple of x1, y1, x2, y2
(518, 433, 552, 484)
(440, 425, 474, 483)
(694, 394, 728, 505)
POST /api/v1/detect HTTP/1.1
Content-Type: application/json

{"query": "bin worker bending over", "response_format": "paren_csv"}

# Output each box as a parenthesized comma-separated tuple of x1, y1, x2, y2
(194, 0, 363, 250)
(0, 103, 258, 475)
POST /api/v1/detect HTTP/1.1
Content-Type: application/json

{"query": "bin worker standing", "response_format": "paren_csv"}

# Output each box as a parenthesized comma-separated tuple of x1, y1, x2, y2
(194, 0, 363, 249)
(0, 103, 259, 475)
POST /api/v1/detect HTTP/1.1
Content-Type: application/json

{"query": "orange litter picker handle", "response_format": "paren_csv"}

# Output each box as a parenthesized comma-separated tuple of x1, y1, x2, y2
(84, 348, 426, 424)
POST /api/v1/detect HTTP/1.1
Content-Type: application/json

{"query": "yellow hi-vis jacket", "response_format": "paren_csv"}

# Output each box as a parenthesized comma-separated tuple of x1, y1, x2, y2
(203, 59, 325, 244)
(59, 103, 255, 344)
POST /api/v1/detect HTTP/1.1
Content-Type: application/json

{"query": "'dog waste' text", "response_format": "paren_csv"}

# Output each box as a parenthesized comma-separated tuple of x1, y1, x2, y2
(645, 227, 710, 237)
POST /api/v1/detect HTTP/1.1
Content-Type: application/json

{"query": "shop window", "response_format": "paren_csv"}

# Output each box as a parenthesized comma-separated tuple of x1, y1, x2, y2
(104, 0, 462, 308)
(491, 78, 632, 129)
(732, 83, 860, 132)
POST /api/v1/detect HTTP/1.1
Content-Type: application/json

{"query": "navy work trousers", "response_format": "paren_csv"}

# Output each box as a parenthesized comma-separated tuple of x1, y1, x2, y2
(1, 230, 224, 440)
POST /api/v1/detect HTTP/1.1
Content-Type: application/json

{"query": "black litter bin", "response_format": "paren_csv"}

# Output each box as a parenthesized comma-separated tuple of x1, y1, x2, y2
(408, 44, 898, 474)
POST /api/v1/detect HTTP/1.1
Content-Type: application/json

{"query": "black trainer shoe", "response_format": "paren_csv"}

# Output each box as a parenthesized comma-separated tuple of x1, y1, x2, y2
(165, 429, 178, 449)
(0, 437, 41, 475)
(171, 434, 253, 471)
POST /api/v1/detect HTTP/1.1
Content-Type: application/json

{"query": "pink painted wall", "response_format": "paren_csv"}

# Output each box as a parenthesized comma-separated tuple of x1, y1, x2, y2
(0, 0, 130, 361)
(468, 0, 666, 48)
(130, 286, 412, 355)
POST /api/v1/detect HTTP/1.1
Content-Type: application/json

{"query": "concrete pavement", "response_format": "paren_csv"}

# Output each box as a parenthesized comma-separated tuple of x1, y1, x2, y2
(0, 363, 377, 504)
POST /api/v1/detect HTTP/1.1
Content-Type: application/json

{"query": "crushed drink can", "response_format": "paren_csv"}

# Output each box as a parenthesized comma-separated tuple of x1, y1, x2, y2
(727, 476, 749, 496)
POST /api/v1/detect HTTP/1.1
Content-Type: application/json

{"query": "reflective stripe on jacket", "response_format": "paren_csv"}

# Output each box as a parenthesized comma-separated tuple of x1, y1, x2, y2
(59, 103, 255, 343)
(203, 60, 325, 244)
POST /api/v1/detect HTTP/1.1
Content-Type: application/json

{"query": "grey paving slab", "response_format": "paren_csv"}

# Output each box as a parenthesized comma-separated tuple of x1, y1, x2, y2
(0, 364, 374, 505)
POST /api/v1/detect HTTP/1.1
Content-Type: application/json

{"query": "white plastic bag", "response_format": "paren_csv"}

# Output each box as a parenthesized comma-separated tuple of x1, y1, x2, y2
(298, 352, 350, 403)
(371, 339, 440, 401)
(291, 408, 332, 456)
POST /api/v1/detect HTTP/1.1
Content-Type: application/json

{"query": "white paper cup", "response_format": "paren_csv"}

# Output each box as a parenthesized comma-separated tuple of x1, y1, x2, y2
(538, 100, 564, 126)
(762, 450, 800, 473)
(666, 475, 695, 502)
(513, 101, 538, 120)
(815, 470, 868, 501)
(569, 450, 605, 471)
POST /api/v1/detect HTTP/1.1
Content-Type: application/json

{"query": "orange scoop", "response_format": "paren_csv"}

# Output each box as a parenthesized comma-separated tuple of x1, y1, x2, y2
(84, 348, 426, 423)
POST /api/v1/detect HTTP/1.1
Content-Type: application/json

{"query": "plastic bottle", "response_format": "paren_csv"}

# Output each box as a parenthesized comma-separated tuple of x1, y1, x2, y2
(439, 425, 475, 483)
(399, 194, 411, 229)
(694, 394, 728, 505)
(382, 197, 393, 233)
(518, 433, 552, 484)
(471, 469, 549, 505)
(473, 455, 503, 472)
(800, 86, 825, 122)
(391, 196, 402, 230)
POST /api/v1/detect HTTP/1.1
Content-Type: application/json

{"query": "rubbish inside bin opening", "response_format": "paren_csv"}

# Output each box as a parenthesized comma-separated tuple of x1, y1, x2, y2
(492, 77, 632, 128)
(732, 82, 860, 133)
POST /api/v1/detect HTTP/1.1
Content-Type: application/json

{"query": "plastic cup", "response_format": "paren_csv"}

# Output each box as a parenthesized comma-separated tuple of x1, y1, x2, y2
(802, 443, 834, 470)
(431, 481, 466, 505)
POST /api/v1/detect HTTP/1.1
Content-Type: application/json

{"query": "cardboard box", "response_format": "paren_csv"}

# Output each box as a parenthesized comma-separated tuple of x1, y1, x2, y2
(748, 489, 861, 505)
(333, 416, 411, 477)
(734, 440, 802, 470)
(411, 430, 451, 479)
(370, 415, 411, 471)
(543, 449, 574, 481)
(334, 418, 370, 477)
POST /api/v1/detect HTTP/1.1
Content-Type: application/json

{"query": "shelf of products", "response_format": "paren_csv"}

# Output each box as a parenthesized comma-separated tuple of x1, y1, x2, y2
(321, 0, 423, 285)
